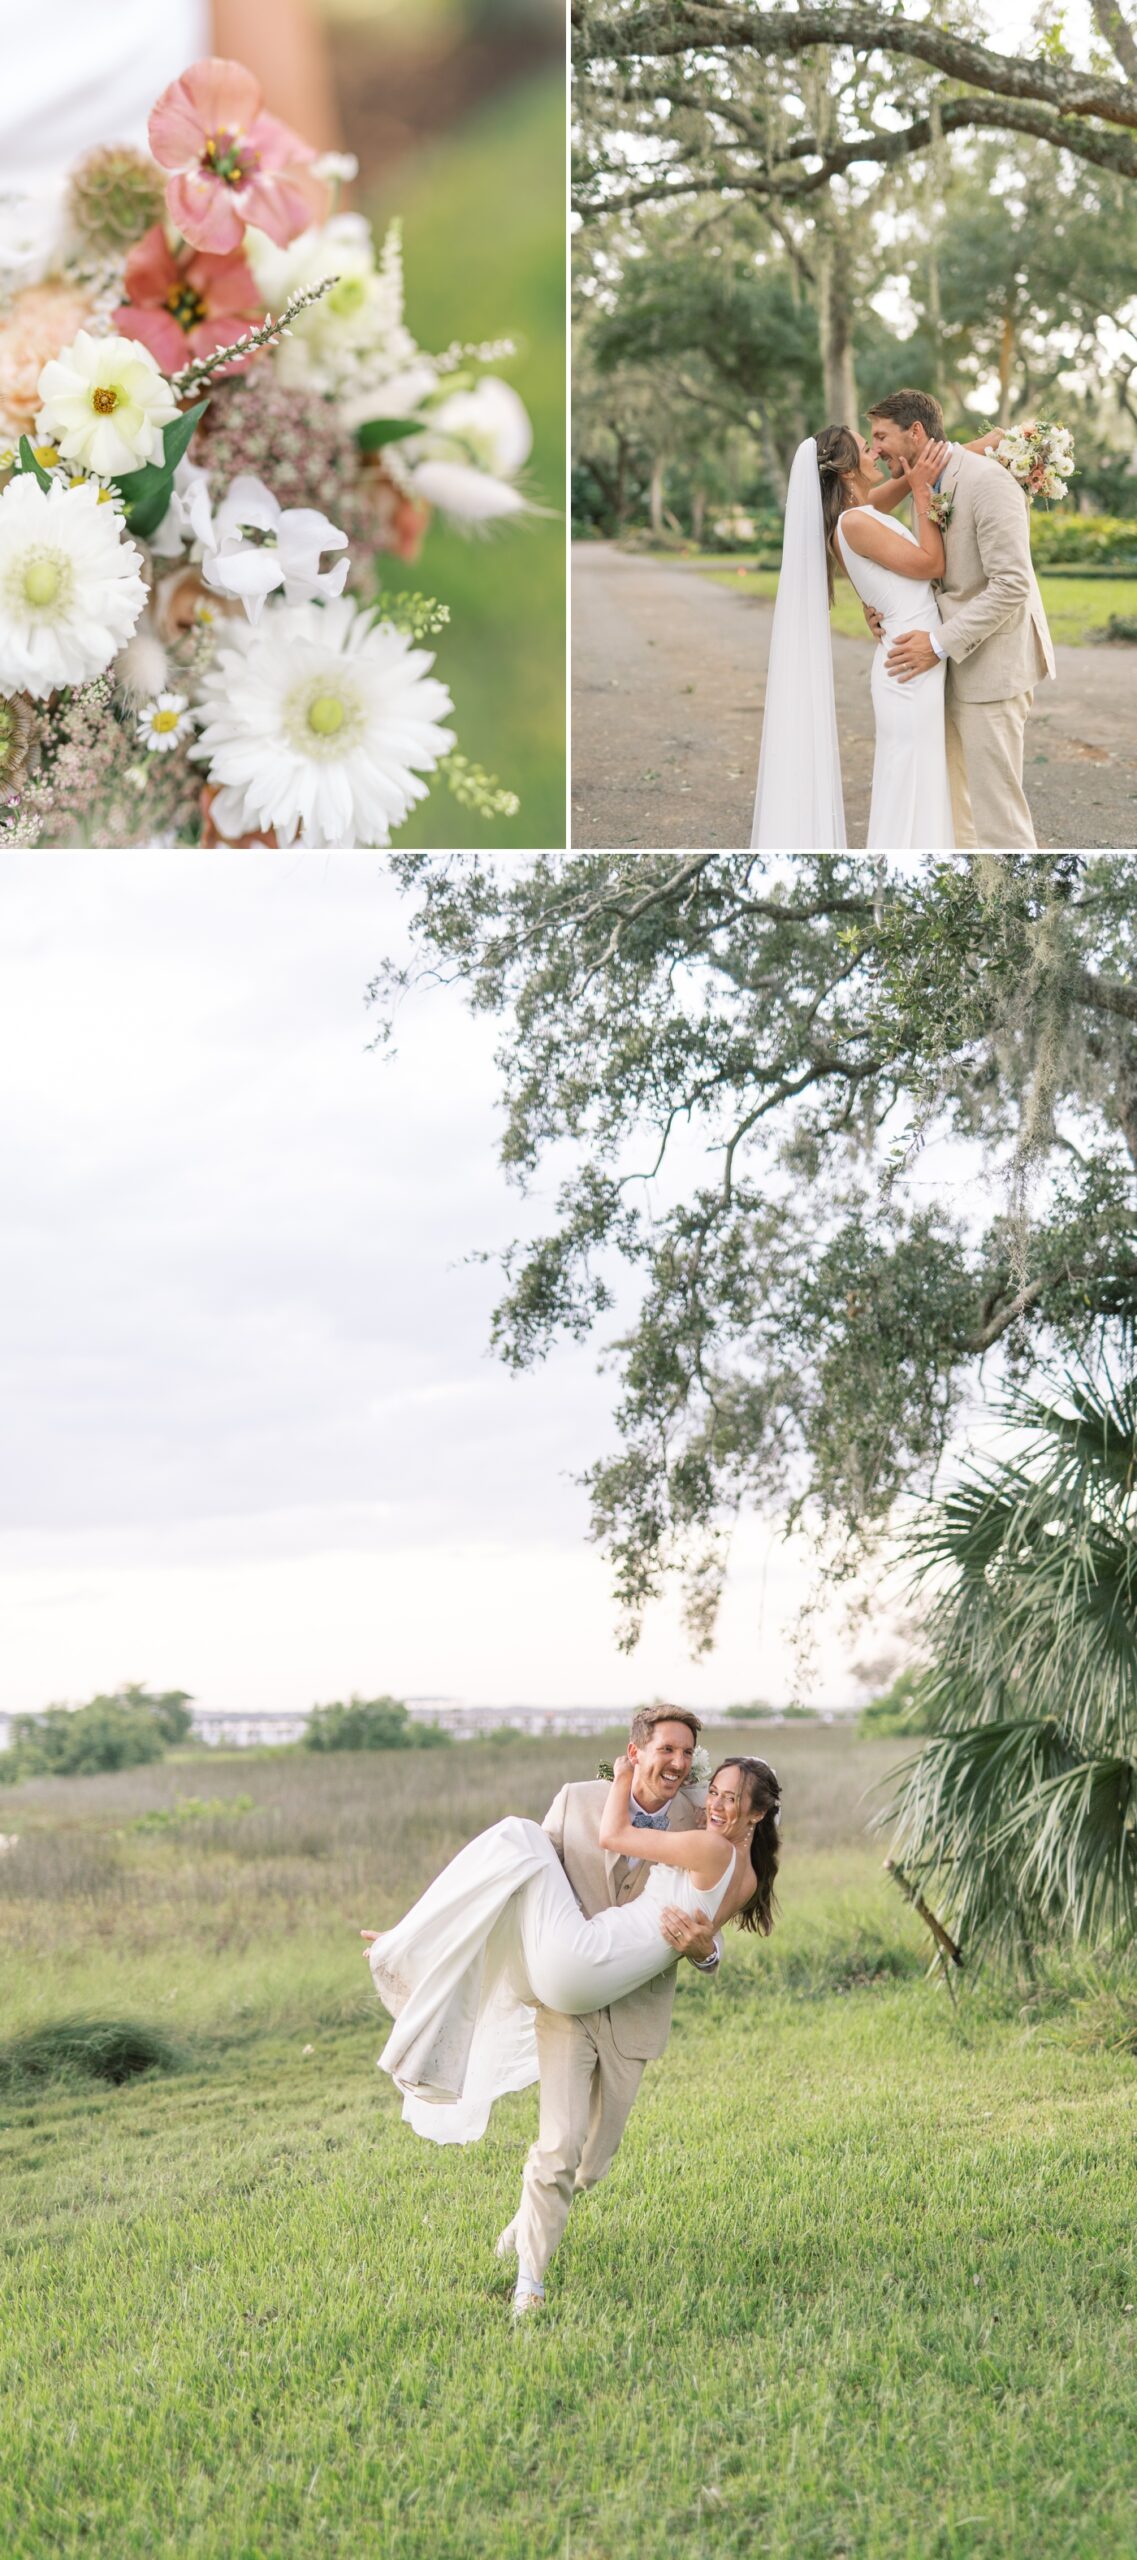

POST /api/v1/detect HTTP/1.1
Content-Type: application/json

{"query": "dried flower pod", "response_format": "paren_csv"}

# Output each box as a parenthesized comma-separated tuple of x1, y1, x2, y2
(65, 146, 167, 260)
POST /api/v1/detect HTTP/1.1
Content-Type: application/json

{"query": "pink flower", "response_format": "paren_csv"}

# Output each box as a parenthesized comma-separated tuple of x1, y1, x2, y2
(0, 282, 95, 435)
(113, 225, 263, 373)
(149, 57, 316, 256)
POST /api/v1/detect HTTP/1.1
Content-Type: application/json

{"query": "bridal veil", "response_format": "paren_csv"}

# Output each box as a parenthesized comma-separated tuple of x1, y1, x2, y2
(750, 435, 846, 850)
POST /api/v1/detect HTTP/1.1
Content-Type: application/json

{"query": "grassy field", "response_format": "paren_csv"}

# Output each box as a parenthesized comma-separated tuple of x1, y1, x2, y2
(367, 70, 566, 849)
(3, 1727, 1136, 2559)
(689, 558, 1137, 648)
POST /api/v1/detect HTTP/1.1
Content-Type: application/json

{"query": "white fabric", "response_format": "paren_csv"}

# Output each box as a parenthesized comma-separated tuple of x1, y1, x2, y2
(0, 3, 209, 243)
(834, 507, 954, 851)
(369, 1814, 736, 2146)
(751, 435, 845, 851)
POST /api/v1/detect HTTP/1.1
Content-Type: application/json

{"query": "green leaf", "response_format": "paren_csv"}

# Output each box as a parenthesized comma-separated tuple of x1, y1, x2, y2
(16, 437, 53, 493)
(115, 401, 209, 541)
(355, 417, 423, 453)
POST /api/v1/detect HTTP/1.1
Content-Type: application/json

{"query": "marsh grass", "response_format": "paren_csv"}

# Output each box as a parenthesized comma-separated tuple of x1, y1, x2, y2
(3, 1727, 1135, 2558)
(0, 2015, 186, 2090)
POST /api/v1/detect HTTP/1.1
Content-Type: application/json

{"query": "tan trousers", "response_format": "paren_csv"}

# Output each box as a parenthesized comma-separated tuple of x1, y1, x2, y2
(945, 685, 1036, 848)
(510, 2006, 645, 2281)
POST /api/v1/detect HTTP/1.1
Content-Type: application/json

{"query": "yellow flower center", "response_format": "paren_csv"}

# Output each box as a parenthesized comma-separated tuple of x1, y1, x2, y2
(92, 387, 119, 416)
(307, 693, 346, 737)
(328, 276, 367, 320)
(151, 709, 181, 734)
(24, 559, 62, 607)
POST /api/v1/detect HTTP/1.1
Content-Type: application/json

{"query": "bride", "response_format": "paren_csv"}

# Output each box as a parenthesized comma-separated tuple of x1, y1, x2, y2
(752, 425, 955, 851)
(362, 1753, 780, 2145)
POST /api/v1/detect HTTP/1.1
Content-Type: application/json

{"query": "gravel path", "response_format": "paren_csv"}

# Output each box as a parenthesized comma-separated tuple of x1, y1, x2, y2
(571, 544, 1137, 851)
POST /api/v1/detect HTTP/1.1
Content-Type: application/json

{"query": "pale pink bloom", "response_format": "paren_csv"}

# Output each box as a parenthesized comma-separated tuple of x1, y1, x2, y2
(148, 57, 316, 257)
(114, 224, 263, 373)
(0, 282, 94, 435)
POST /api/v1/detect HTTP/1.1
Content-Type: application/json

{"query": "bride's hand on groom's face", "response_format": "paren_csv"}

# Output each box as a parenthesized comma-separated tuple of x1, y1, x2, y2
(909, 439, 951, 493)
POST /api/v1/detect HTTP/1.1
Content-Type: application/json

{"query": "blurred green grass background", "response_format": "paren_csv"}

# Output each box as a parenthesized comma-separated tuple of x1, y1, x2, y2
(368, 70, 566, 848)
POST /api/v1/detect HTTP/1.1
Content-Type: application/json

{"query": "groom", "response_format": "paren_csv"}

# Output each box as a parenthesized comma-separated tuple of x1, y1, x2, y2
(865, 387, 1055, 848)
(496, 1704, 720, 2316)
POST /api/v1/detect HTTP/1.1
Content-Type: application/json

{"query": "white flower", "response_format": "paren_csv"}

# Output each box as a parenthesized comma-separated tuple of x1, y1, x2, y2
(136, 690, 193, 753)
(190, 595, 455, 849)
(408, 379, 534, 524)
(188, 474, 349, 623)
(311, 154, 359, 186)
(148, 456, 212, 560)
(0, 472, 146, 696)
(245, 214, 417, 396)
(406, 458, 530, 523)
(36, 329, 177, 479)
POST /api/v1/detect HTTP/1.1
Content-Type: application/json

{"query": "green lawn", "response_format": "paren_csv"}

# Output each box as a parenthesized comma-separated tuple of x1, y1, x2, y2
(368, 71, 565, 848)
(3, 1731, 1136, 2559)
(689, 558, 1137, 648)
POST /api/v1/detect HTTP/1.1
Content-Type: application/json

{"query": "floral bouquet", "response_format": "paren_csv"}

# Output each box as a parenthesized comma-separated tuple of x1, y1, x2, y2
(986, 420, 1075, 505)
(0, 56, 536, 848)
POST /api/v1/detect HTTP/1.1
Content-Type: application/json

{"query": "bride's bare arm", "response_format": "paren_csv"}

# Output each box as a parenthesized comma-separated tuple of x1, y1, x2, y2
(841, 446, 945, 582)
(598, 1757, 729, 1887)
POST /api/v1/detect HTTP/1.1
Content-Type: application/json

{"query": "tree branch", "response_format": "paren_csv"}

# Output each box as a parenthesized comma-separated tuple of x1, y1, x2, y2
(576, 7, 1137, 134)
(1092, 0, 1137, 85)
(1071, 966, 1137, 1025)
(575, 94, 1137, 217)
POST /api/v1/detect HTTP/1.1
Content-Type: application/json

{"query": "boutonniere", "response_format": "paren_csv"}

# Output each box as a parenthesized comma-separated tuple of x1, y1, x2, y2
(928, 490, 955, 531)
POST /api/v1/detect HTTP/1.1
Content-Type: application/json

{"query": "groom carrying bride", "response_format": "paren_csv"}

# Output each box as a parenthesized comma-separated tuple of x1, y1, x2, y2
(495, 1704, 722, 2316)
(865, 389, 1055, 849)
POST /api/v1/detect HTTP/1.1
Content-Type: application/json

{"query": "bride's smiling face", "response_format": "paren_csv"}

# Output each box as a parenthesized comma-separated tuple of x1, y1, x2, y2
(705, 1766, 754, 1844)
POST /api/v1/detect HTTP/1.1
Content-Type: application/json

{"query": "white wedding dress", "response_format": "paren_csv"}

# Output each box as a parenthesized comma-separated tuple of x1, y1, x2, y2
(0, 1, 209, 278)
(369, 1815, 736, 2146)
(834, 508, 955, 850)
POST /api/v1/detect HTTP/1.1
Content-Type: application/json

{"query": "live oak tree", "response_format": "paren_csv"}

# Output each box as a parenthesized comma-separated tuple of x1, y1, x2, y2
(377, 854, 1137, 1650)
(574, 0, 1137, 425)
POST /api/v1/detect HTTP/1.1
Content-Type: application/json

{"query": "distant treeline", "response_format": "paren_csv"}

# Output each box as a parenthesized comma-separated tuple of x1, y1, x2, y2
(0, 1687, 455, 1783)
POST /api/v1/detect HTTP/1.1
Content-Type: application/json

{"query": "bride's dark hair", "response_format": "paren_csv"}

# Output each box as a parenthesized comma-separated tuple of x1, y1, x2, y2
(708, 1758, 781, 1935)
(814, 424, 862, 602)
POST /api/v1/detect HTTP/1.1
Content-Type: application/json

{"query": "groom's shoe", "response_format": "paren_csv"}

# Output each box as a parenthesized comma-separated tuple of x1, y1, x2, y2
(511, 2250, 545, 2318)
(512, 2279, 545, 2320)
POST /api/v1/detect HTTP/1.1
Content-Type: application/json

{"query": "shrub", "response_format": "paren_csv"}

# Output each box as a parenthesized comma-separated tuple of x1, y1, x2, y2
(0, 1685, 194, 1784)
(1091, 614, 1137, 644)
(1029, 514, 1137, 569)
(858, 1668, 936, 1739)
(0, 2016, 185, 2087)
(303, 1694, 451, 1752)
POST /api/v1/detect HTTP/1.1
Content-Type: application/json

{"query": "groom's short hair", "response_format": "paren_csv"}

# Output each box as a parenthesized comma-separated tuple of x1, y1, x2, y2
(867, 389, 945, 439)
(629, 1703, 702, 1747)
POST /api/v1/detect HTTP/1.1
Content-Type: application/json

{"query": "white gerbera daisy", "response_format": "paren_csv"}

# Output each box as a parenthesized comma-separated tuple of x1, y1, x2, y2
(136, 691, 193, 753)
(36, 329, 178, 479)
(0, 472, 146, 697)
(190, 596, 455, 849)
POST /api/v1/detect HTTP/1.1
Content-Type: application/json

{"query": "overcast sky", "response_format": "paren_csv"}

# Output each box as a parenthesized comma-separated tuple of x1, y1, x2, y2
(0, 855, 920, 1721)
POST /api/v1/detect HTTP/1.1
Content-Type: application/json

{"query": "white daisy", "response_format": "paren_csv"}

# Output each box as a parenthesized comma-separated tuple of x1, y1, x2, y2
(36, 329, 178, 480)
(190, 595, 455, 849)
(136, 691, 193, 753)
(189, 474, 349, 623)
(0, 472, 146, 697)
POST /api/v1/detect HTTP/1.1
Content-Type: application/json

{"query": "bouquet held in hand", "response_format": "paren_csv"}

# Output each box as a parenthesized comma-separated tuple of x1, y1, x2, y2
(0, 56, 534, 847)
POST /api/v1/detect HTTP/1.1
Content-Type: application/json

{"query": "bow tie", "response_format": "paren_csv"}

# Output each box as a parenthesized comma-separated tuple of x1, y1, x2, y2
(630, 1804, 670, 1830)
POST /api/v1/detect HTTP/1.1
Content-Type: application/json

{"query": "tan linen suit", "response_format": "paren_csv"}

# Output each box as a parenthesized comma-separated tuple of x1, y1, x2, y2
(933, 446, 1055, 850)
(508, 1779, 708, 2282)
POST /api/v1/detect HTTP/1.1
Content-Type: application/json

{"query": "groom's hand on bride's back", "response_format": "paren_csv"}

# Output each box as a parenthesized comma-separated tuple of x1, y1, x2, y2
(863, 605, 885, 642)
